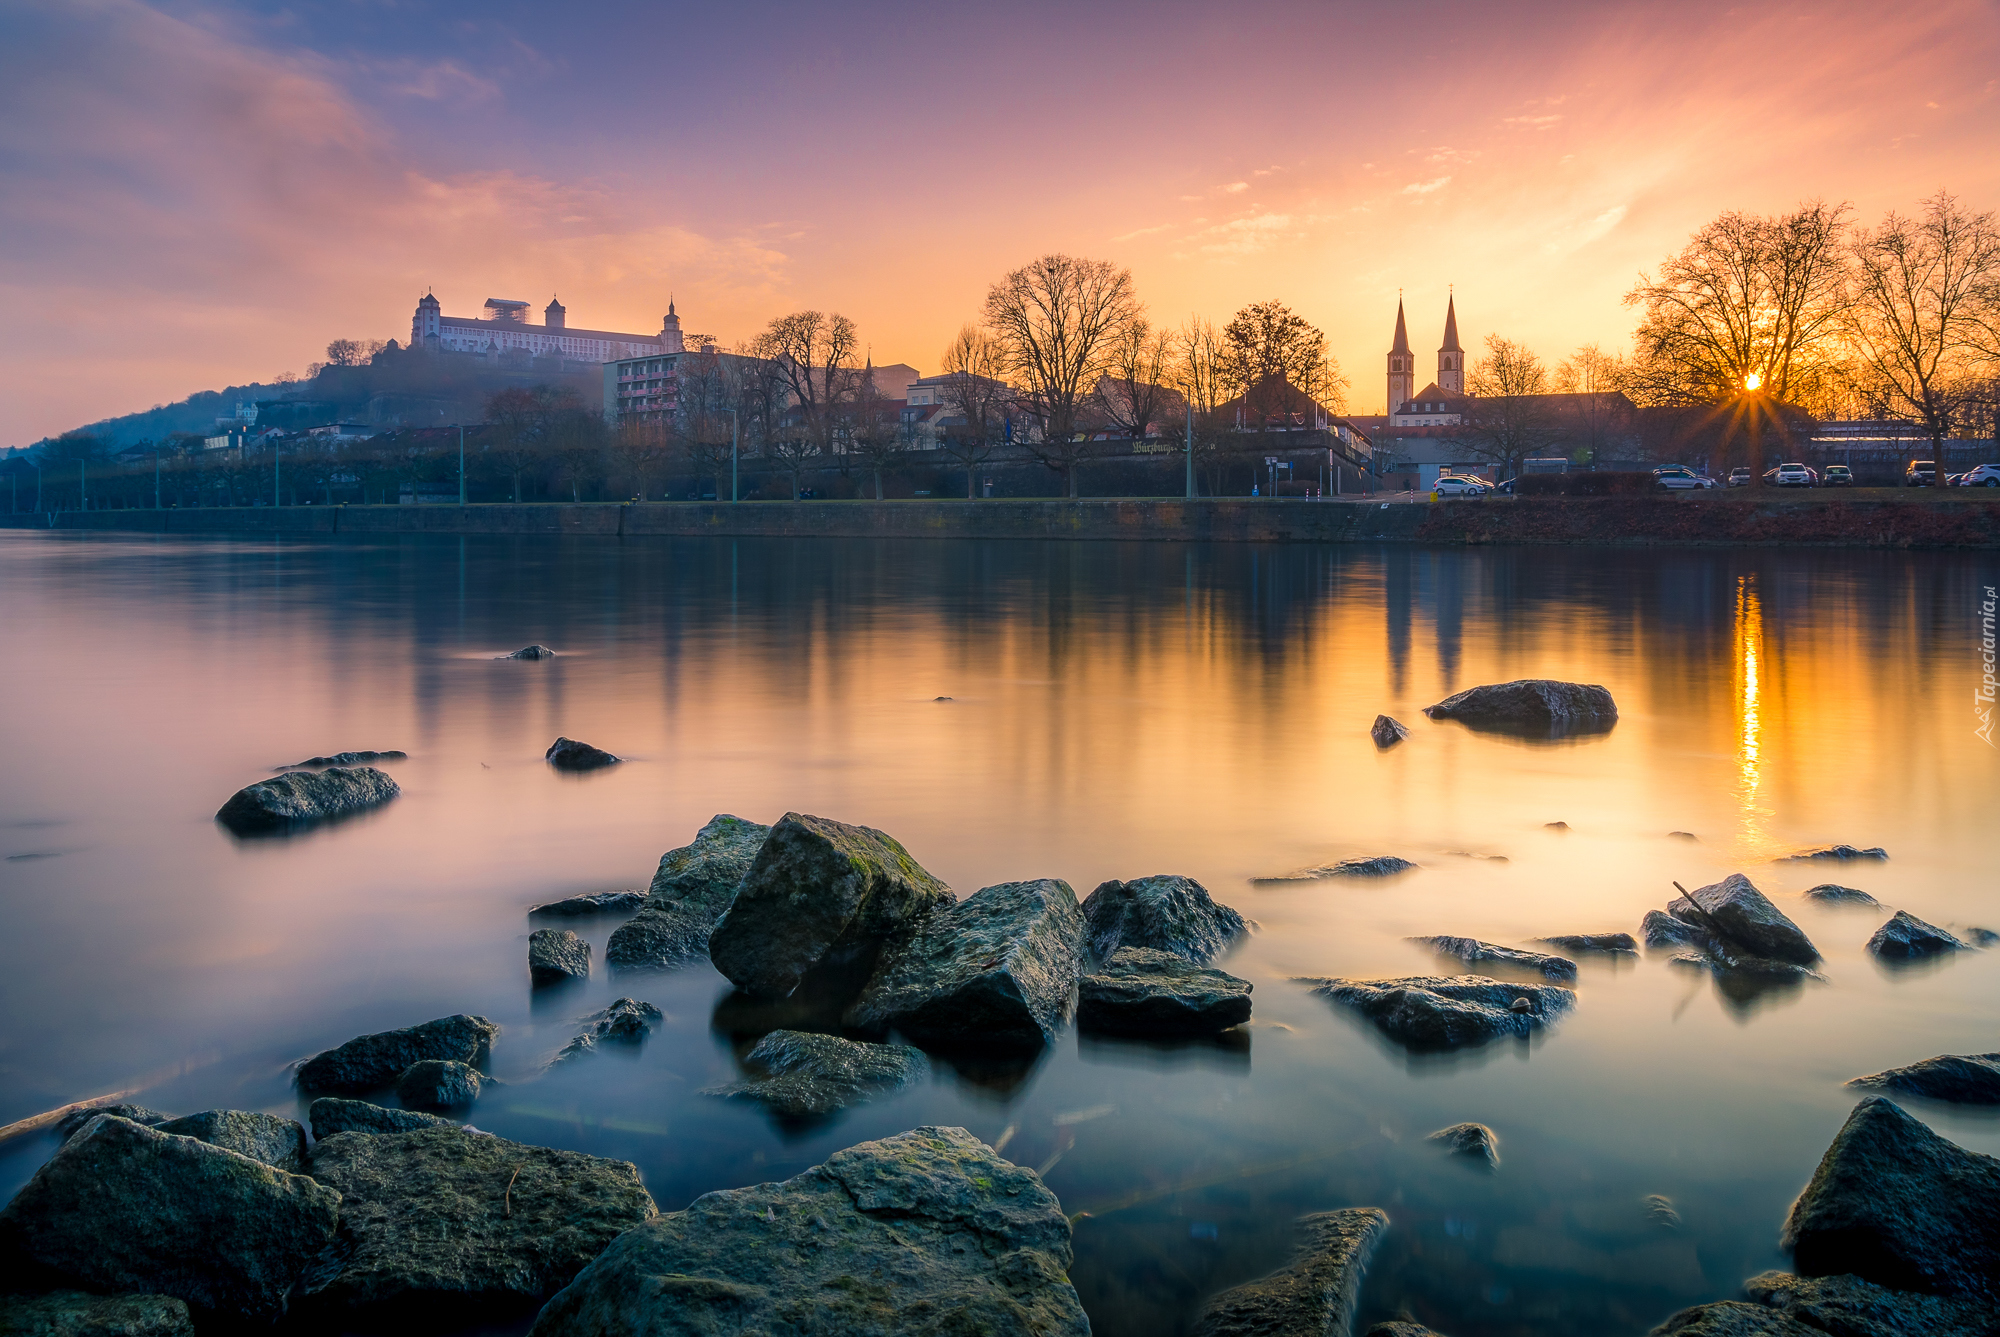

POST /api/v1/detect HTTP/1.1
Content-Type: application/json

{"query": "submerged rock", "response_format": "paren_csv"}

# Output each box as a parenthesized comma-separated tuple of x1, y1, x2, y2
(1427, 1122, 1499, 1169)
(54, 1103, 169, 1141)
(1412, 935, 1578, 982)
(280, 749, 407, 770)
(1742, 1270, 1995, 1337)
(1670, 874, 1820, 965)
(605, 814, 771, 970)
(1966, 927, 2000, 947)
(0, 1115, 340, 1324)
(307, 1098, 452, 1139)
(1260, 856, 1417, 882)
(1804, 883, 1879, 906)
(1848, 1053, 2000, 1104)
(545, 737, 619, 770)
(1421, 678, 1618, 737)
(846, 878, 1086, 1050)
(1668, 830, 1699, 842)
(152, 1110, 307, 1175)
(295, 1014, 498, 1094)
(395, 1059, 487, 1111)
(1537, 932, 1638, 954)
(529, 928, 591, 984)
(1080, 874, 1247, 965)
(1366, 1325, 1449, 1337)
(1642, 910, 1706, 949)
(214, 766, 399, 834)
(1078, 947, 1253, 1035)
(703, 1030, 929, 1118)
(1299, 975, 1573, 1051)
(505, 645, 556, 659)
(1645, 1195, 1683, 1230)
(1787, 844, 1889, 861)
(0, 1291, 194, 1337)
(527, 1126, 1086, 1337)
(1190, 1208, 1390, 1337)
(708, 812, 953, 998)
(1781, 1097, 2000, 1303)
(1867, 910, 1967, 959)
(1370, 714, 1411, 748)
(551, 998, 664, 1064)
(530, 889, 648, 917)
(301, 1127, 655, 1322)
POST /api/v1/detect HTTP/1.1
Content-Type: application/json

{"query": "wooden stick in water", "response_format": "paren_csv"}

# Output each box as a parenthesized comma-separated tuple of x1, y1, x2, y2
(0, 1089, 140, 1147)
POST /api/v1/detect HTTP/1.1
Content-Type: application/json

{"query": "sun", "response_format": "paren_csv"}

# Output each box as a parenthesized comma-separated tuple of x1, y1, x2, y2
(1744, 372, 1763, 391)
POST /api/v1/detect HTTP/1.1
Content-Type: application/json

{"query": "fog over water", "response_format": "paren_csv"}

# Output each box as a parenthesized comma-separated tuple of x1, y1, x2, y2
(0, 532, 1994, 1336)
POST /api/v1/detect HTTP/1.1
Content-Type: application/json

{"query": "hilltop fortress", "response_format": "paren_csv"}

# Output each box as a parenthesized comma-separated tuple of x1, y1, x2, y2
(410, 292, 691, 364)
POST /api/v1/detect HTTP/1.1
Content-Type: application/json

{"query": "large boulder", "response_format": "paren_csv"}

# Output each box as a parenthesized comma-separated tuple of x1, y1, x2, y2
(295, 1014, 498, 1094)
(0, 1115, 340, 1324)
(1670, 874, 1820, 965)
(1080, 874, 1247, 965)
(846, 879, 1086, 1050)
(529, 928, 591, 985)
(708, 813, 953, 998)
(1741, 1270, 1995, 1336)
(1867, 911, 1967, 959)
(703, 1030, 930, 1118)
(1299, 975, 1574, 1052)
(1848, 1053, 2000, 1104)
(214, 766, 399, 834)
(530, 890, 647, 917)
(1411, 936, 1578, 982)
(526, 1126, 1087, 1337)
(300, 1126, 655, 1322)
(152, 1110, 308, 1175)
(395, 1059, 487, 1111)
(1421, 679, 1617, 737)
(307, 1098, 452, 1139)
(1190, 1207, 1390, 1337)
(0, 1291, 194, 1336)
(604, 814, 770, 971)
(1077, 947, 1252, 1035)
(1780, 1097, 2000, 1303)
(551, 998, 664, 1064)
(545, 737, 619, 771)
(54, 1104, 169, 1141)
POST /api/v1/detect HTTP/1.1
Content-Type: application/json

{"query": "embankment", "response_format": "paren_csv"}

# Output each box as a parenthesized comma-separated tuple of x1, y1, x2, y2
(5, 496, 1999, 547)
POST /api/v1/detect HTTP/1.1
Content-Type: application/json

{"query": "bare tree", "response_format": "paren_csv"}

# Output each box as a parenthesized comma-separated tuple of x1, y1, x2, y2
(936, 324, 1009, 499)
(610, 421, 674, 500)
(1221, 300, 1329, 429)
(1098, 319, 1176, 442)
(752, 312, 859, 497)
(984, 254, 1141, 497)
(1844, 192, 2000, 479)
(841, 367, 905, 500)
(1174, 316, 1238, 493)
(1553, 344, 1634, 463)
(1465, 336, 1561, 478)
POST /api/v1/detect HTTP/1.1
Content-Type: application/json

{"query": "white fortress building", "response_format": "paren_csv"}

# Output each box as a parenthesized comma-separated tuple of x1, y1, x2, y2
(410, 292, 683, 363)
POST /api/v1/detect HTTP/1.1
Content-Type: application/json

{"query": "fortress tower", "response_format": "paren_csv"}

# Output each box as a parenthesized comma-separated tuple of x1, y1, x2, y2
(545, 296, 566, 330)
(661, 299, 684, 354)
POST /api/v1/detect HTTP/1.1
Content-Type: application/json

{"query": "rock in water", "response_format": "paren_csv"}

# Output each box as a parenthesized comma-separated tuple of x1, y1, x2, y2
(1365, 1325, 1449, 1337)
(708, 812, 954, 998)
(1427, 1122, 1499, 1169)
(545, 737, 619, 770)
(1421, 679, 1617, 737)
(395, 1059, 486, 1111)
(1537, 932, 1638, 954)
(281, 749, 407, 770)
(1078, 948, 1252, 1035)
(1848, 1053, 2000, 1104)
(214, 766, 399, 834)
(529, 889, 648, 917)
(152, 1110, 308, 1174)
(846, 878, 1086, 1050)
(1299, 975, 1574, 1051)
(1080, 874, 1247, 964)
(1370, 714, 1411, 748)
(605, 814, 771, 970)
(0, 1291, 194, 1336)
(1781, 1096, 2000, 1303)
(1257, 857, 1417, 884)
(1412, 936, 1578, 982)
(1670, 873, 1821, 965)
(1641, 910, 1707, 950)
(526, 1126, 1087, 1337)
(505, 645, 555, 659)
(54, 1103, 170, 1140)
(529, 928, 591, 984)
(1787, 844, 1889, 861)
(1742, 1270, 1995, 1336)
(1190, 1208, 1389, 1337)
(551, 998, 663, 1064)
(301, 1127, 656, 1323)
(1804, 884, 1879, 906)
(308, 1098, 452, 1139)
(1867, 910, 1967, 959)
(295, 1014, 499, 1094)
(0, 1115, 340, 1324)
(703, 1030, 930, 1117)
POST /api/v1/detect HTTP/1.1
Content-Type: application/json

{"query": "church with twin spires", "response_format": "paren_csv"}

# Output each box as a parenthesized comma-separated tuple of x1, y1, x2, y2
(1386, 293, 1467, 426)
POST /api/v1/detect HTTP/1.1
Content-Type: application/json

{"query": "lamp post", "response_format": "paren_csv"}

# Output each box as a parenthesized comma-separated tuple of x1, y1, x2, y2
(458, 424, 466, 505)
(1185, 401, 1195, 500)
(80, 459, 86, 512)
(726, 408, 739, 503)
(155, 447, 161, 509)
(273, 437, 280, 508)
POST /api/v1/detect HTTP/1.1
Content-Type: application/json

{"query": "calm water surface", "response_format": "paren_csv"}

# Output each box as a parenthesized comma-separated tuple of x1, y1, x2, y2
(1, 532, 1995, 1336)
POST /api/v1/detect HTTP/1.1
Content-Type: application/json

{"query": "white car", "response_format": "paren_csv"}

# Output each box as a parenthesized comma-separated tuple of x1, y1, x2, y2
(1434, 475, 1492, 497)
(1653, 467, 1717, 490)
(1955, 463, 2000, 487)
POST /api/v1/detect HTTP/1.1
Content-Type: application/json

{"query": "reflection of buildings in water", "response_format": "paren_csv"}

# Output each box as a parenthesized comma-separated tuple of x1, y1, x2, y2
(1733, 574, 1773, 851)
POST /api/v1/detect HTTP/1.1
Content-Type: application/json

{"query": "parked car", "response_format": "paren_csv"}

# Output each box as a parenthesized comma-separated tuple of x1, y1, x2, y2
(1822, 465, 1853, 487)
(1728, 468, 1753, 487)
(1653, 466, 1717, 490)
(1955, 463, 2000, 487)
(1773, 463, 1815, 488)
(1905, 461, 1938, 487)
(1434, 474, 1492, 497)
(1494, 477, 1518, 494)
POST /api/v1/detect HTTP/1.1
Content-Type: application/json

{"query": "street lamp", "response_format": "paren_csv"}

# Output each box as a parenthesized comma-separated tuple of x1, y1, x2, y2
(725, 407, 739, 503)
(458, 424, 466, 505)
(1185, 401, 1195, 501)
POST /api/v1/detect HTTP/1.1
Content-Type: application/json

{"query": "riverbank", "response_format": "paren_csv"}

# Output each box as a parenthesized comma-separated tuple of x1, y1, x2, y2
(5, 494, 1999, 547)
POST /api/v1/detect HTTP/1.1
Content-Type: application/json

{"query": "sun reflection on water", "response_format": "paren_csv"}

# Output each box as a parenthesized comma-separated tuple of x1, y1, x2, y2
(1733, 573, 1774, 853)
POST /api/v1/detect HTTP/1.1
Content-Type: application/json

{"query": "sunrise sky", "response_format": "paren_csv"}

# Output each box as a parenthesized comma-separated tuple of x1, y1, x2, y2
(2, 0, 1996, 446)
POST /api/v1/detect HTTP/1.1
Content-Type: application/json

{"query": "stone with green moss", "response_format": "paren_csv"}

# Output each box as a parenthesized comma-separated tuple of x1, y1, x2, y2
(605, 814, 772, 970)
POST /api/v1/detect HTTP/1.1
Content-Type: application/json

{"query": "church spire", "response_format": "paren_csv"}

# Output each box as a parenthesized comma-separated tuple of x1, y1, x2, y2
(1441, 292, 1460, 352)
(1391, 296, 1410, 354)
(1387, 293, 1415, 413)
(1437, 291, 1464, 395)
